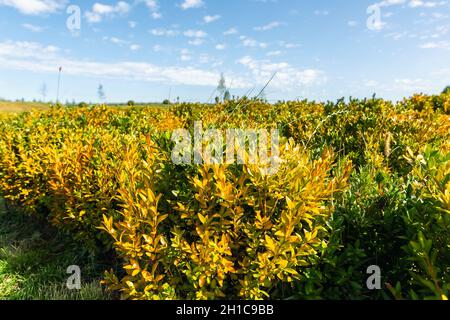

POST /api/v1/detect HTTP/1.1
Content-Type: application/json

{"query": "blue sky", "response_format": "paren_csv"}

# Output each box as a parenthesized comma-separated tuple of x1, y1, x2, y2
(0, 0, 449, 103)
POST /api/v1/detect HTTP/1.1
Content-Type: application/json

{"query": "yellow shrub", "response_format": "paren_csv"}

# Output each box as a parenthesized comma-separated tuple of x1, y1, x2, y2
(101, 139, 351, 299)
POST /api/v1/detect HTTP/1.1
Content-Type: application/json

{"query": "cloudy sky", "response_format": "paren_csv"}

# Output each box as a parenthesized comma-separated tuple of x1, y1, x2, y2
(0, 0, 449, 103)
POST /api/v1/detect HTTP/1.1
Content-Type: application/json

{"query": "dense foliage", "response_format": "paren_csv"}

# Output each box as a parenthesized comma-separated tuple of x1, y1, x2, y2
(0, 93, 449, 300)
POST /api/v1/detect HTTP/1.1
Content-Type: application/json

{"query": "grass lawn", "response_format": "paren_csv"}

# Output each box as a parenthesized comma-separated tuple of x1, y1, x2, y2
(0, 198, 113, 300)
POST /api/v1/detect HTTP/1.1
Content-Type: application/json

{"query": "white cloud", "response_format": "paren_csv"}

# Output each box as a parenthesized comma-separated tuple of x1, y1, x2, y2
(180, 49, 191, 61)
(130, 44, 141, 51)
(183, 29, 207, 45)
(373, 0, 406, 7)
(85, 12, 102, 23)
(85, 1, 130, 23)
(434, 25, 449, 36)
(0, 0, 67, 15)
(215, 44, 226, 50)
(92, 3, 114, 14)
(431, 12, 449, 19)
(0, 40, 250, 88)
(103, 36, 129, 46)
(266, 50, 282, 56)
(144, 0, 157, 10)
(223, 28, 238, 35)
(110, 37, 126, 44)
(198, 54, 212, 64)
(348, 21, 359, 27)
(143, 0, 162, 19)
(0, 41, 59, 59)
(188, 38, 205, 46)
(254, 21, 283, 31)
(425, 29, 443, 39)
(357, 75, 445, 97)
(22, 23, 45, 32)
(420, 40, 450, 49)
(240, 36, 267, 48)
(151, 12, 162, 19)
(0, 41, 328, 93)
(372, 0, 447, 8)
(150, 28, 179, 36)
(184, 29, 207, 38)
(371, 20, 387, 31)
(237, 56, 326, 89)
(279, 41, 300, 49)
(386, 31, 409, 39)
(204, 15, 220, 23)
(129, 21, 137, 28)
(408, 0, 447, 8)
(180, 0, 203, 10)
(94, 1, 129, 14)
(393, 78, 433, 92)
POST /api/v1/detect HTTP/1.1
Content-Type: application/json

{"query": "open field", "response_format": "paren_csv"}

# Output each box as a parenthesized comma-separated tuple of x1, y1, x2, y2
(0, 101, 51, 114)
(0, 101, 180, 119)
(0, 93, 449, 300)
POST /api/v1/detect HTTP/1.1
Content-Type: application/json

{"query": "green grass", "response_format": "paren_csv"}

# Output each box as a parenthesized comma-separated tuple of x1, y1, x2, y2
(0, 198, 113, 300)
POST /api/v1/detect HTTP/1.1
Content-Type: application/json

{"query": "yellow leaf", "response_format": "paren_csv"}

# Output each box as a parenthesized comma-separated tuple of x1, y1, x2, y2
(275, 230, 285, 239)
(198, 213, 207, 224)
(131, 269, 140, 277)
(286, 196, 295, 210)
(278, 259, 288, 268)
(199, 275, 206, 288)
(265, 235, 277, 253)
